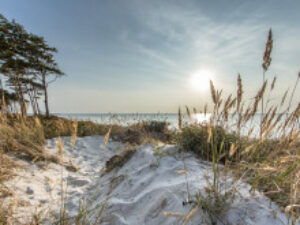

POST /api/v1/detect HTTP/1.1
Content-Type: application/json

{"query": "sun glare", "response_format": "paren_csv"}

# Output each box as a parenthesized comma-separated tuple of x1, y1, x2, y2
(190, 69, 214, 92)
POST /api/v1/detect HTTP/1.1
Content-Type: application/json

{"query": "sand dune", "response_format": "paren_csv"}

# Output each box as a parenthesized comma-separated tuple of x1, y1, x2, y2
(4, 136, 291, 224)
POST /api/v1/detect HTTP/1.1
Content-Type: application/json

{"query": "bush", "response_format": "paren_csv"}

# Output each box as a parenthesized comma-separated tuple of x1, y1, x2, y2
(112, 121, 173, 145)
(77, 121, 108, 136)
(30, 115, 110, 139)
(1, 117, 45, 158)
(142, 121, 169, 133)
(177, 125, 239, 162)
(39, 115, 73, 139)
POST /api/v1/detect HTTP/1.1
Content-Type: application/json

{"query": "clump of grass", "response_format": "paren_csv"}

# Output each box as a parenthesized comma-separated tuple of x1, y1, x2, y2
(57, 137, 64, 163)
(71, 120, 78, 149)
(112, 121, 173, 145)
(0, 115, 45, 161)
(105, 147, 136, 173)
(179, 73, 299, 220)
(112, 126, 145, 145)
(178, 107, 182, 131)
(142, 120, 169, 133)
(177, 125, 239, 162)
(162, 211, 185, 217)
(183, 207, 199, 225)
(102, 127, 112, 150)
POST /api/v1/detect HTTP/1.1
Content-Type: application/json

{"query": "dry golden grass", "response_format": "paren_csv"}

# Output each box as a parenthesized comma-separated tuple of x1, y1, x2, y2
(71, 120, 78, 149)
(162, 211, 185, 217)
(183, 207, 199, 225)
(178, 107, 182, 131)
(57, 137, 64, 163)
(0, 27, 298, 224)
(207, 70, 299, 220)
(175, 170, 188, 175)
(102, 127, 112, 150)
(178, 39, 299, 220)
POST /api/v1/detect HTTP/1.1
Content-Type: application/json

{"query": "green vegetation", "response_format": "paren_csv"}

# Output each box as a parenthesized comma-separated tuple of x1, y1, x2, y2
(112, 121, 173, 145)
(0, 14, 64, 117)
(37, 115, 109, 139)
(0, 14, 299, 224)
(177, 121, 299, 223)
(177, 125, 239, 162)
(142, 120, 169, 133)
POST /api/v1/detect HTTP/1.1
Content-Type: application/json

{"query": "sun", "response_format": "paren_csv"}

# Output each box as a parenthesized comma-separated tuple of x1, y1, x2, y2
(190, 69, 214, 92)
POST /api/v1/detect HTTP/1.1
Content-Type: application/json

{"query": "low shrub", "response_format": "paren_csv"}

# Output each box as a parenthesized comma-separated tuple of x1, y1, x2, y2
(25, 115, 111, 139)
(112, 128, 145, 145)
(177, 125, 239, 162)
(142, 121, 169, 133)
(1, 117, 45, 159)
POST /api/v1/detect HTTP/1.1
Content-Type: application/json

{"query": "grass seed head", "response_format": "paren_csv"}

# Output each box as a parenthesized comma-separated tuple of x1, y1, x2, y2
(262, 29, 273, 72)
(178, 107, 182, 131)
(57, 137, 64, 162)
(162, 211, 185, 217)
(102, 127, 112, 150)
(183, 207, 199, 225)
(71, 120, 78, 149)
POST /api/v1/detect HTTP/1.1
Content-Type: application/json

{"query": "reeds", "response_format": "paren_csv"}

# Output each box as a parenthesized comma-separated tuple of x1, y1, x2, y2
(210, 80, 217, 105)
(214, 71, 300, 220)
(185, 105, 191, 119)
(262, 29, 273, 72)
(102, 127, 112, 150)
(261, 29, 273, 139)
(183, 207, 199, 225)
(0, 78, 6, 114)
(71, 120, 78, 149)
(237, 74, 243, 137)
(178, 107, 182, 131)
(162, 211, 185, 217)
(57, 137, 64, 163)
(287, 72, 300, 112)
(179, 62, 300, 221)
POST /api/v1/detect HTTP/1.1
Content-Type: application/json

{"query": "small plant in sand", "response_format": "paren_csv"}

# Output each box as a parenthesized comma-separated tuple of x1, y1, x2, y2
(153, 146, 168, 167)
(71, 120, 78, 149)
(102, 127, 112, 150)
(57, 137, 64, 163)
(178, 107, 182, 131)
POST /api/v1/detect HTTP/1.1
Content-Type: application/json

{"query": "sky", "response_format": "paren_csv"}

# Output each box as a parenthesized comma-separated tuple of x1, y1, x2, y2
(1, 0, 300, 113)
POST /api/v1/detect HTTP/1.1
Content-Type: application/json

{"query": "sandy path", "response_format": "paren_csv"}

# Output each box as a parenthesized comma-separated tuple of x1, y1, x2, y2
(3, 136, 293, 225)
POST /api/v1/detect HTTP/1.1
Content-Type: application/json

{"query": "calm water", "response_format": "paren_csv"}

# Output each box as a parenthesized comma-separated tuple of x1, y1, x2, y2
(55, 113, 190, 128)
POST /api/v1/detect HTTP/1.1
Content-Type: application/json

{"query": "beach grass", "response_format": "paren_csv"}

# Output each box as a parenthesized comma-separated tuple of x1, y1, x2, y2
(0, 29, 299, 224)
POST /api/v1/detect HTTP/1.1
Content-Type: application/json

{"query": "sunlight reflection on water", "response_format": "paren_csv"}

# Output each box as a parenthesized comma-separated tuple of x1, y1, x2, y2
(192, 113, 211, 124)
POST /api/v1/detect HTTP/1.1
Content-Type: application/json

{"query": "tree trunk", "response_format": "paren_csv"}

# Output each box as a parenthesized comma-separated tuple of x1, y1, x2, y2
(26, 84, 37, 115)
(36, 100, 41, 115)
(15, 74, 27, 116)
(33, 87, 41, 115)
(42, 73, 50, 117)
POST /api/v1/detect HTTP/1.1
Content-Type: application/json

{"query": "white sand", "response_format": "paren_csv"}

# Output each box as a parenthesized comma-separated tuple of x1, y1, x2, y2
(3, 136, 295, 225)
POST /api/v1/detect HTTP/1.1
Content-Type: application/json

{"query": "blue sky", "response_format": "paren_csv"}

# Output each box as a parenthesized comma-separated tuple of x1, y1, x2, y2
(2, 0, 300, 113)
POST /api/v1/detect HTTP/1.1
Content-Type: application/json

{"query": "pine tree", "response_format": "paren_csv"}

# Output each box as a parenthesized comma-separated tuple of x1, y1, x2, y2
(28, 33, 64, 117)
(0, 14, 64, 116)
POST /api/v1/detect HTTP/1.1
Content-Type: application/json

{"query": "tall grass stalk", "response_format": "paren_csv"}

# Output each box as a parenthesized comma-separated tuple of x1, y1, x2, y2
(261, 29, 273, 139)
(178, 107, 182, 131)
